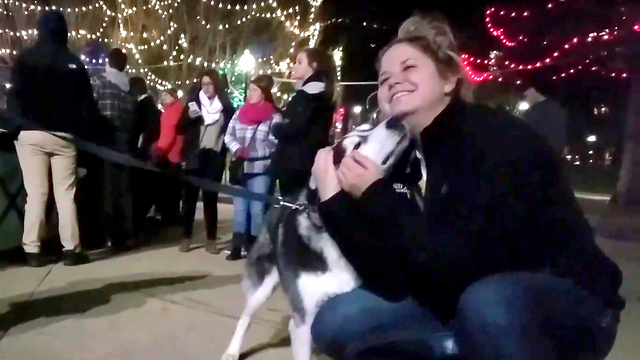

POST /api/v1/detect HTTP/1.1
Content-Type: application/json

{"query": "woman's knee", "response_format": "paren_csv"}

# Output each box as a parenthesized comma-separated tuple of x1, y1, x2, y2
(456, 273, 529, 331)
(312, 294, 371, 355)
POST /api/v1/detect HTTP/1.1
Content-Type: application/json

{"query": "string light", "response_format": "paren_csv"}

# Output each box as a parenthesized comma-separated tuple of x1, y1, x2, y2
(0, 0, 325, 95)
(333, 47, 343, 81)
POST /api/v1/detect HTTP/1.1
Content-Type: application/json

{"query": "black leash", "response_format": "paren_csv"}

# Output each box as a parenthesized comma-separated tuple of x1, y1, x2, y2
(2, 121, 308, 211)
(73, 137, 308, 210)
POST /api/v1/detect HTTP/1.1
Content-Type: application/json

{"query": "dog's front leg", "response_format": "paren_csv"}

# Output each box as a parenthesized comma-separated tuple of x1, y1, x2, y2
(289, 314, 313, 360)
(222, 272, 280, 360)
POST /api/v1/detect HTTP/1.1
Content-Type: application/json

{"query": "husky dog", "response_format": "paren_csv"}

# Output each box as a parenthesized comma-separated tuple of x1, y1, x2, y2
(222, 117, 421, 360)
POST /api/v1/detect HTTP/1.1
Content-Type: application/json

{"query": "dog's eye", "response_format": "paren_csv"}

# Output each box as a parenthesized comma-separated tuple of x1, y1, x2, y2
(353, 142, 361, 151)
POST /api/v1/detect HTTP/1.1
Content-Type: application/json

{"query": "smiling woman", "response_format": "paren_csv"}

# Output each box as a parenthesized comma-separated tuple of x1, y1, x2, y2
(311, 12, 624, 360)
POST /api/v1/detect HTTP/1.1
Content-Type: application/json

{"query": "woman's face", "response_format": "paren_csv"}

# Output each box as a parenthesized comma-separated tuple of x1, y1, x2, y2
(291, 52, 315, 82)
(246, 83, 265, 104)
(201, 75, 216, 98)
(160, 92, 175, 106)
(377, 43, 457, 132)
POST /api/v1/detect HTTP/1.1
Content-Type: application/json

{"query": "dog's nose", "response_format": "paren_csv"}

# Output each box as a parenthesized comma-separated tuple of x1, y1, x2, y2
(385, 117, 406, 133)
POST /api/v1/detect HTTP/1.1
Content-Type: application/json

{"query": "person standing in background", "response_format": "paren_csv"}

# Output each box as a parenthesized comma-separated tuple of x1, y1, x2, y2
(150, 88, 184, 227)
(7, 10, 101, 267)
(178, 70, 235, 254)
(224, 75, 282, 260)
(91, 48, 136, 253)
(129, 77, 162, 242)
(269, 47, 337, 198)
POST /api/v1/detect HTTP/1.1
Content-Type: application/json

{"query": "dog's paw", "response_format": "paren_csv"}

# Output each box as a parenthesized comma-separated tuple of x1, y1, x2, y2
(221, 352, 240, 360)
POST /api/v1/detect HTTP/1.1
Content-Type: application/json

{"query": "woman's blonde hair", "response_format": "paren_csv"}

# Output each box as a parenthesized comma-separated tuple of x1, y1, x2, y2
(377, 13, 465, 83)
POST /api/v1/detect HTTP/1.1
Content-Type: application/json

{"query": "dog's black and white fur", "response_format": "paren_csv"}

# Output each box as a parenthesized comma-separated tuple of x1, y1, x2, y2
(222, 117, 425, 360)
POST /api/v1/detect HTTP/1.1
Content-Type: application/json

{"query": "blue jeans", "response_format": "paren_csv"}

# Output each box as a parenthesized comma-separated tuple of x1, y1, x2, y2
(232, 174, 270, 236)
(311, 272, 619, 360)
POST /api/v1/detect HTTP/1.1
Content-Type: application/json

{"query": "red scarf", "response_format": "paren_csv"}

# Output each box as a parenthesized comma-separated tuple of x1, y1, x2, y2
(238, 101, 276, 126)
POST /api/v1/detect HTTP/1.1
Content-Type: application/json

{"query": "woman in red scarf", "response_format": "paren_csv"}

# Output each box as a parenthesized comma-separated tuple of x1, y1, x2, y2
(224, 75, 282, 260)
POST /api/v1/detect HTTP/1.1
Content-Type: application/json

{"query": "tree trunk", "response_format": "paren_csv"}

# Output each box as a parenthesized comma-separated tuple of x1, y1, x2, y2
(596, 44, 640, 240)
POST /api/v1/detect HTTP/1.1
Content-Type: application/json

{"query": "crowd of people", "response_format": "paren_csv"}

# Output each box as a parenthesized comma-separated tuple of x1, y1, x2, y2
(5, 10, 337, 265)
(3, 9, 626, 360)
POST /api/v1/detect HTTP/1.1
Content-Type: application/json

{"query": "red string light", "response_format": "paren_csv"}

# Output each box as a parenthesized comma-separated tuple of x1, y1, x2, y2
(484, 0, 572, 47)
(462, 54, 629, 83)
(461, 27, 617, 79)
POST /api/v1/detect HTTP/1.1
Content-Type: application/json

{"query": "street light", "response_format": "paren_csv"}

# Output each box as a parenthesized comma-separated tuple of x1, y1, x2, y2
(239, 50, 256, 100)
(353, 105, 362, 114)
(517, 101, 530, 111)
(586, 135, 597, 142)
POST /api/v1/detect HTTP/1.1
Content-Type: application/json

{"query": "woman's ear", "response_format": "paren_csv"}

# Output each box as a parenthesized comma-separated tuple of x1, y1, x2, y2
(310, 62, 318, 71)
(443, 77, 459, 96)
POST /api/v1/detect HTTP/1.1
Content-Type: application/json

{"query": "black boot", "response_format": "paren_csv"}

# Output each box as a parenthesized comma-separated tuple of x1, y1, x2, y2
(246, 235, 258, 255)
(226, 232, 245, 261)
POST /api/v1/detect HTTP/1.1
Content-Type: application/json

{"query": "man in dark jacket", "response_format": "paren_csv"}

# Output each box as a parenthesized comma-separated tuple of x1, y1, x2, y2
(90, 48, 136, 253)
(6, 10, 105, 267)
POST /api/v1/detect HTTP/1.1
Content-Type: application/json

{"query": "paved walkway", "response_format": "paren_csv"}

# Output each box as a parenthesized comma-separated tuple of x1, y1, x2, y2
(0, 201, 639, 360)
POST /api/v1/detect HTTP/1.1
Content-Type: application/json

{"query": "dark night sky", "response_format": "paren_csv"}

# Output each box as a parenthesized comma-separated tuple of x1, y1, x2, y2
(309, 0, 631, 146)
(315, 0, 520, 112)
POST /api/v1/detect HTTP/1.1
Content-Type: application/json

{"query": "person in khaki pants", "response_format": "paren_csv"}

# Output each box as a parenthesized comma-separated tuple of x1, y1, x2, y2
(14, 131, 87, 266)
(6, 10, 106, 267)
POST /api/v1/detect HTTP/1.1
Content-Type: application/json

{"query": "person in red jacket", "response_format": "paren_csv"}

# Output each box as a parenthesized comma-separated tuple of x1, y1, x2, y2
(152, 88, 184, 166)
(150, 88, 184, 225)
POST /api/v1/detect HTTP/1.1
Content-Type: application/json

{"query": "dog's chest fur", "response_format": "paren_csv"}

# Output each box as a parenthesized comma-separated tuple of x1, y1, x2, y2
(277, 197, 361, 320)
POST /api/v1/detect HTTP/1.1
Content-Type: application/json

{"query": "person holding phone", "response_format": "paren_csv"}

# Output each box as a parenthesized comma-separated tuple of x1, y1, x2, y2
(177, 70, 235, 254)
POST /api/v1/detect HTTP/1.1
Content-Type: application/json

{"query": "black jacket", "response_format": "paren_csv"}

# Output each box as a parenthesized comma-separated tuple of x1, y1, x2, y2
(5, 11, 111, 143)
(270, 72, 335, 177)
(318, 98, 624, 323)
(177, 89, 235, 169)
(129, 95, 161, 159)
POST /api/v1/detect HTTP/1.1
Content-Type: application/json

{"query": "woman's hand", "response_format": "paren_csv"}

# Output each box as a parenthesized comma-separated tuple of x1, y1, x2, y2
(337, 151, 383, 198)
(312, 147, 342, 201)
(234, 147, 250, 159)
(188, 108, 201, 119)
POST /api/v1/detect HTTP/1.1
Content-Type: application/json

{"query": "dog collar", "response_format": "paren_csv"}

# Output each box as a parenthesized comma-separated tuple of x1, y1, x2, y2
(275, 197, 308, 211)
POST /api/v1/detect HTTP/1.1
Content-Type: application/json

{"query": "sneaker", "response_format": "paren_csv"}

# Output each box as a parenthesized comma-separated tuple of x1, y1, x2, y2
(26, 253, 46, 268)
(63, 250, 91, 266)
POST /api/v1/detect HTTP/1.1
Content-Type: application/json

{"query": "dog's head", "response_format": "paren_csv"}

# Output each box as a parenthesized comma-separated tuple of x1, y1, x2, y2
(332, 116, 411, 174)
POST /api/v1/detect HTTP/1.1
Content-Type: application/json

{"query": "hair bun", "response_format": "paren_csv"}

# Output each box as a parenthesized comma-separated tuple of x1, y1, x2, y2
(398, 15, 458, 57)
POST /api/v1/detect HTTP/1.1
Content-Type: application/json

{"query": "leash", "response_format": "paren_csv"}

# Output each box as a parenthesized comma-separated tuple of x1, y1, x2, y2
(2, 117, 308, 211)
(73, 137, 309, 210)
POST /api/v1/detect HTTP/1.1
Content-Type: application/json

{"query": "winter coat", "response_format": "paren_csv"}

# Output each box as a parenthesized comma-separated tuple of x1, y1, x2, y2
(129, 94, 161, 159)
(224, 109, 283, 175)
(270, 72, 335, 178)
(153, 99, 184, 164)
(5, 10, 111, 144)
(177, 89, 235, 170)
(318, 97, 625, 323)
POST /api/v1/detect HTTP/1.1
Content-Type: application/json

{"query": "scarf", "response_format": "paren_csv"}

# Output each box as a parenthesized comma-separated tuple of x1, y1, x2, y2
(237, 101, 276, 126)
(103, 64, 129, 91)
(199, 91, 224, 125)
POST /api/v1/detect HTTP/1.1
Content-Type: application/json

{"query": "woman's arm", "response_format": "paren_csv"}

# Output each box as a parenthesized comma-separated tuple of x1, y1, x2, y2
(224, 112, 242, 156)
(272, 92, 314, 141)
